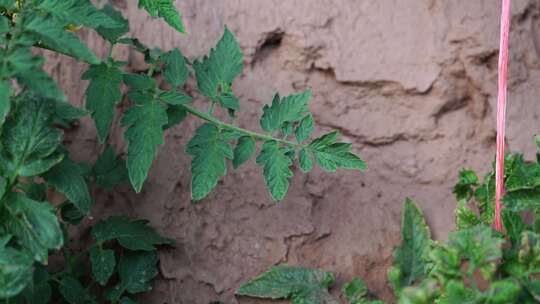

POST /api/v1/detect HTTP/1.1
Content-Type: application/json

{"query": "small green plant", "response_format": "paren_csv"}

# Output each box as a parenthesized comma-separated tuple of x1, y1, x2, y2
(238, 137, 540, 304)
(0, 0, 365, 302)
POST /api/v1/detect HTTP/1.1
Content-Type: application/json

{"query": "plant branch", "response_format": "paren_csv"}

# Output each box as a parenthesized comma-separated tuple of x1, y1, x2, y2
(179, 103, 303, 148)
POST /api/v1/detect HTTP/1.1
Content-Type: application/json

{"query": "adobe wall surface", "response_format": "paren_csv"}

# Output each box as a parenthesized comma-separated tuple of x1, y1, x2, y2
(50, 0, 540, 302)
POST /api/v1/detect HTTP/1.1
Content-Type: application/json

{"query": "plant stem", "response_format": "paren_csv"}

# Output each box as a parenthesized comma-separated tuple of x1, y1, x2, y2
(179, 103, 303, 148)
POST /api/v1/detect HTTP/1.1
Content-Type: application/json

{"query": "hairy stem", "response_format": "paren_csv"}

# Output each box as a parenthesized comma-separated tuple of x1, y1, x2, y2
(179, 103, 303, 148)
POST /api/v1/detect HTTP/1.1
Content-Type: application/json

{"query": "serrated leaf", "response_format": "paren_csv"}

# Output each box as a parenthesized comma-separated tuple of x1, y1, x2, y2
(55, 100, 88, 122)
(298, 148, 313, 173)
(158, 90, 192, 105)
(122, 84, 168, 192)
(18, 153, 64, 177)
(82, 62, 123, 143)
(90, 246, 116, 286)
(58, 277, 97, 304)
(260, 91, 311, 133)
(96, 4, 130, 43)
(22, 13, 99, 64)
(164, 105, 187, 129)
(3, 193, 63, 263)
(390, 199, 431, 291)
(43, 157, 92, 215)
(0, 245, 33, 299)
(237, 265, 337, 304)
(0, 81, 10, 126)
(256, 141, 293, 201)
(92, 146, 128, 190)
(504, 189, 540, 212)
(233, 136, 256, 169)
(162, 48, 188, 87)
(123, 73, 156, 90)
(92, 216, 173, 251)
(35, 0, 123, 29)
(193, 27, 243, 104)
(295, 114, 314, 143)
(455, 200, 480, 230)
(111, 251, 158, 298)
(139, 0, 186, 33)
(307, 131, 366, 172)
(0, 95, 62, 177)
(186, 124, 234, 200)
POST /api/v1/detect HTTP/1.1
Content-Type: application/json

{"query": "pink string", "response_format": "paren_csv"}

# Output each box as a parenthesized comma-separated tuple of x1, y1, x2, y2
(495, 0, 511, 232)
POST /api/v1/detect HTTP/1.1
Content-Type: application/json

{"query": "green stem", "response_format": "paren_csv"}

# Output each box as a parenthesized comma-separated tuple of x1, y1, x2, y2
(179, 104, 303, 148)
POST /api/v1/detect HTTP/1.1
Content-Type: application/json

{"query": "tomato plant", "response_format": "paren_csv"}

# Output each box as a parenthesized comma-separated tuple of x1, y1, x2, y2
(238, 138, 540, 303)
(0, 0, 365, 303)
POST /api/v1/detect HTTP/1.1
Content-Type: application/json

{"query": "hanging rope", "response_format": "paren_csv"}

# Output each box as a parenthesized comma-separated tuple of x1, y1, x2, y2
(494, 0, 511, 232)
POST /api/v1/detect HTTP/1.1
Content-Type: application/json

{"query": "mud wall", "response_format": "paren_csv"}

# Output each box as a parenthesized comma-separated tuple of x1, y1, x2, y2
(48, 0, 540, 303)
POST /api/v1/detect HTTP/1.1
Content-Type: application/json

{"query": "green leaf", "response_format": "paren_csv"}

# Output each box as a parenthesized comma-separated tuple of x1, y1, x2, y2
(295, 114, 314, 143)
(162, 48, 189, 87)
(390, 199, 431, 291)
(193, 27, 243, 102)
(298, 148, 313, 173)
(0, 81, 10, 126)
(307, 131, 366, 172)
(504, 189, 540, 212)
(485, 279, 520, 303)
(92, 146, 128, 190)
(3, 193, 63, 263)
(123, 73, 156, 91)
(82, 62, 123, 143)
(186, 124, 234, 200)
(158, 90, 192, 105)
(54, 100, 88, 122)
(237, 265, 337, 304)
(217, 92, 240, 112)
(164, 105, 187, 129)
(90, 246, 116, 286)
(256, 141, 293, 201)
(0, 246, 33, 299)
(22, 13, 99, 64)
(138, 0, 186, 33)
(120, 298, 139, 304)
(35, 0, 123, 29)
(60, 203, 84, 225)
(92, 216, 173, 251)
(114, 252, 159, 296)
(43, 157, 92, 215)
(1, 95, 62, 177)
(58, 277, 96, 304)
(455, 200, 480, 230)
(21, 264, 52, 304)
(343, 278, 368, 304)
(96, 4, 130, 43)
(233, 136, 256, 169)
(452, 169, 479, 202)
(122, 86, 168, 193)
(260, 91, 311, 133)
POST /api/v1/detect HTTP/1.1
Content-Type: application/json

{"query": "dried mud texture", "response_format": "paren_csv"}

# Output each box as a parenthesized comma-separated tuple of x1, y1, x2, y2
(47, 0, 540, 303)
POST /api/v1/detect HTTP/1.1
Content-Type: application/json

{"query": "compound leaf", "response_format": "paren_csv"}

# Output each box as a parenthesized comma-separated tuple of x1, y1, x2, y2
(90, 246, 116, 286)
(92, 216, 173, 251)
(138, 0, 185, 33)
(3, 193, 63, 263)
(43, 157, 92, 215)
(307, 131, 366, 172)
(237, 265, 337, 303)
(256, 141, 293, 201)
(82, 62, 123, 143)
(186, 124, 234, 200)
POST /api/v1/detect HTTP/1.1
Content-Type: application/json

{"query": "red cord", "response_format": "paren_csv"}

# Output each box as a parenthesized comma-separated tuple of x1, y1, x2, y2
(495, 0, 511, 232)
